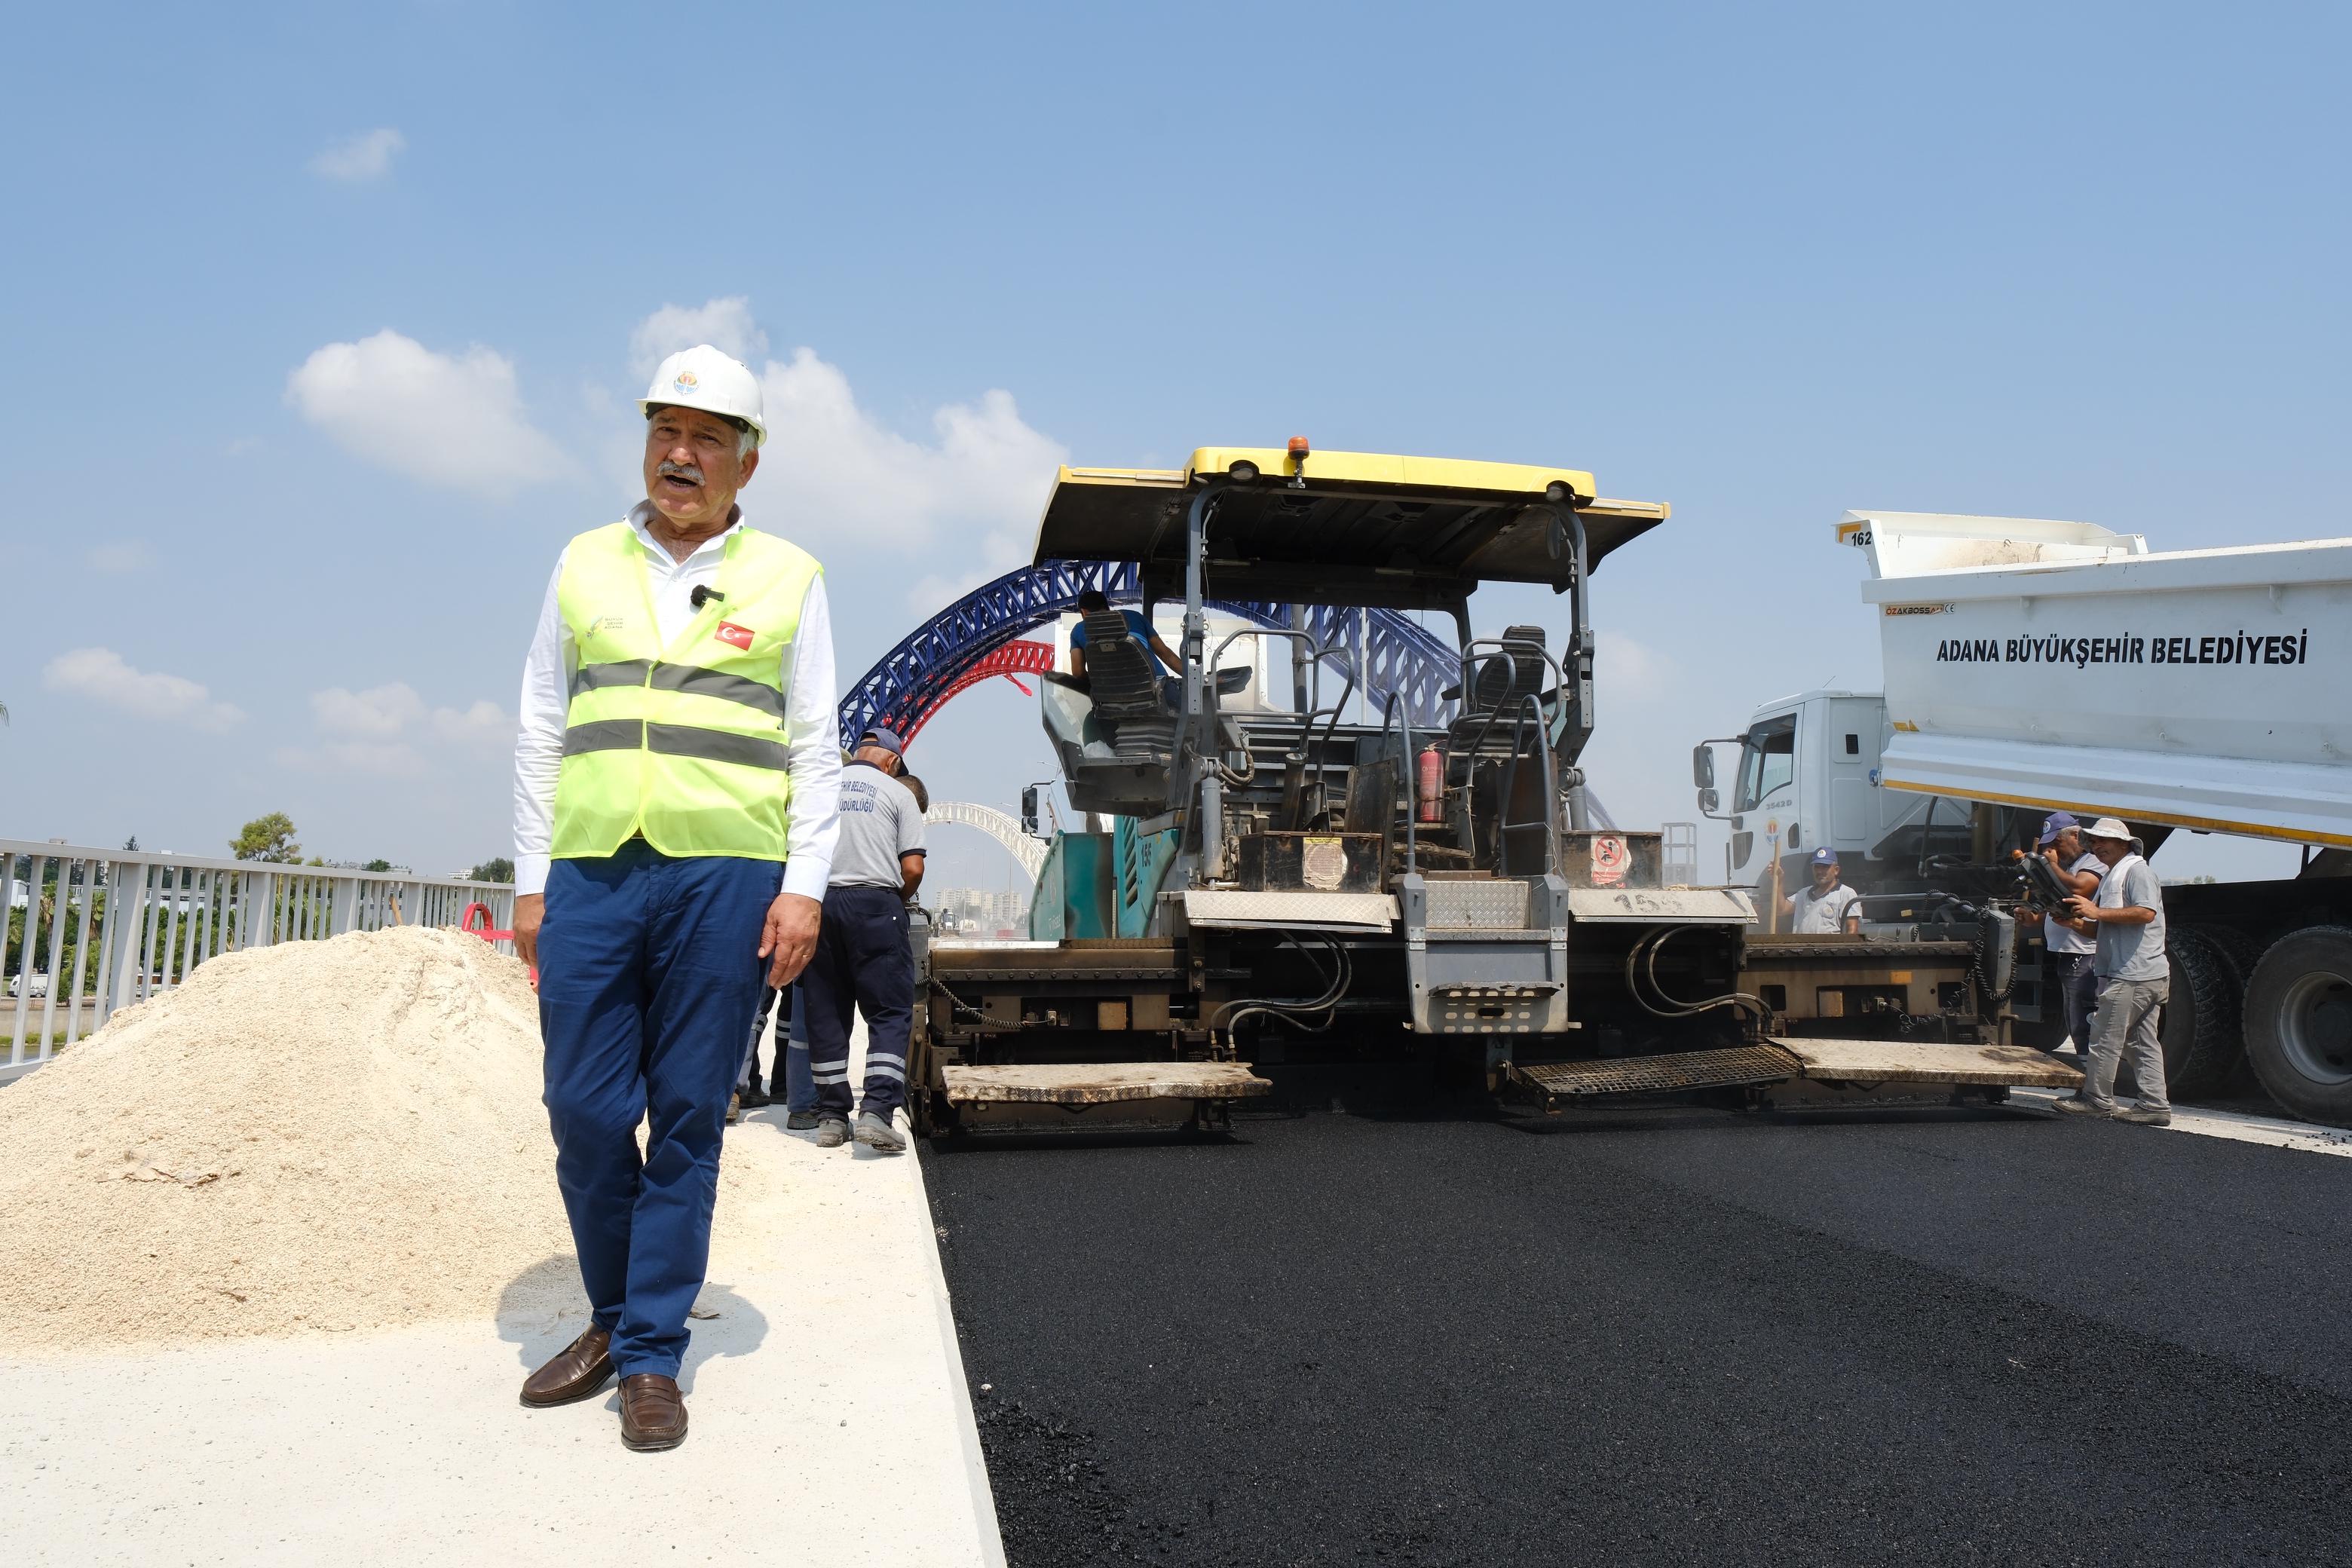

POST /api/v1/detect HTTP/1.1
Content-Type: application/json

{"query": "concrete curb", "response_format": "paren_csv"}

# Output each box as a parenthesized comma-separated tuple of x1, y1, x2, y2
(910, 1141, 1009, 1568)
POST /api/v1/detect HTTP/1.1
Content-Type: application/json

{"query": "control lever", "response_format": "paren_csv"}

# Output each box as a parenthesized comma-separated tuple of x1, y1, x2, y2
(2011, 848, 2078, 913)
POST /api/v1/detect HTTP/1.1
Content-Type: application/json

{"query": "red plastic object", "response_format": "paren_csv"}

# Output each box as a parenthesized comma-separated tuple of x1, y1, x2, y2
(462, 902, 538, 988)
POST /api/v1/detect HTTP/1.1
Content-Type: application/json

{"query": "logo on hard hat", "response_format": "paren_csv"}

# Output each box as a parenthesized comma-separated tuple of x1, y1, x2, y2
(674, 370, 700, 391)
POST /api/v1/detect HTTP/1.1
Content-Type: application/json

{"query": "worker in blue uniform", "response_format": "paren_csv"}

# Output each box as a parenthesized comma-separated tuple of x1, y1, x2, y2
(803, 725, 927, 1153)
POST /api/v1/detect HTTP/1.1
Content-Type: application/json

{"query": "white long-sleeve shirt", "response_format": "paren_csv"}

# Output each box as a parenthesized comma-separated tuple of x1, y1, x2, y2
(512, 503, 841, 899)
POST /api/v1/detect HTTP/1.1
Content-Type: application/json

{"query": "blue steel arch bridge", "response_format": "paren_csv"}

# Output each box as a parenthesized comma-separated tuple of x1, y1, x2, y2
(834, 559, 1622, 831)
(837, 559, 1461, 750)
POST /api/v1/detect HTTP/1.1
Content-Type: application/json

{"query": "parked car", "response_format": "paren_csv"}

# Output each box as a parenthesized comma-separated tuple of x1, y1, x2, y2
(8, 972, 52, 999)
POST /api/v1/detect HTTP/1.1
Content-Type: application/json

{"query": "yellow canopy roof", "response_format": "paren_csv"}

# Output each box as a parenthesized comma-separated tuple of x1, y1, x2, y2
(1033, 446, 1668, 609)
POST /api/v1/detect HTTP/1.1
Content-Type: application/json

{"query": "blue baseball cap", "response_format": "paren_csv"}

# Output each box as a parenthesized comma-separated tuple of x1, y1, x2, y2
(2037, 810, 2079, 847)
(1809, 847, 1839, 867)
(859, 725, 907, 755)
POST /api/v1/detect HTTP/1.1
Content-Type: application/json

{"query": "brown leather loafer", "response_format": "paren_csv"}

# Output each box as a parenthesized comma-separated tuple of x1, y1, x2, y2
(519, 1325, 614, 1408)
(619, 1373, 688, 1451)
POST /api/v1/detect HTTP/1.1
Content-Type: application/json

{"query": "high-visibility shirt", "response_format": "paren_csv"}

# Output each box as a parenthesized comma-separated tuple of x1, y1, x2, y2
(549, 519, 824, 862)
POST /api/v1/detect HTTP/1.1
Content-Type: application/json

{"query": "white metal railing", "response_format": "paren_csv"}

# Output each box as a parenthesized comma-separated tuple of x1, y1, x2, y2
(2, 838, 515, 1083)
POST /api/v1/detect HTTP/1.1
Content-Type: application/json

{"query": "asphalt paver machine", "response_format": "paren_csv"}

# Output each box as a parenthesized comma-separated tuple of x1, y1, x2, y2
(911, 447, 2076, 1135)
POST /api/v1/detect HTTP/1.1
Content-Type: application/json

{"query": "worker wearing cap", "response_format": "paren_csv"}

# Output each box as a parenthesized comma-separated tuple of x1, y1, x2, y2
(2032, 811, 2104, 1055)
(803, 725, 926, 1153)
(2052, 817, 2171, 1125)
(508, 344, 841, 1450)
(1781, 847, 1862, 935)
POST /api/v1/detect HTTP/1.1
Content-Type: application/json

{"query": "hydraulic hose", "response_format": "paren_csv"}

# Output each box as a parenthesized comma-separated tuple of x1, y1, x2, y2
(1625, 926, 1772, 1025)
(1211, 933, 1352, 1037)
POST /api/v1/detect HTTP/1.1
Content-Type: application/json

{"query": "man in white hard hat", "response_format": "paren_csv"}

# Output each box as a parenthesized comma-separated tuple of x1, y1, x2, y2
(508, 344, 841, 1450)
(2050, 817, 2171, 1125)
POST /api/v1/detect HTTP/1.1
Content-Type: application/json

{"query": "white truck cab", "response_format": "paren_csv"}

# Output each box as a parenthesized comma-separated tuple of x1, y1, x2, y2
(1697, 689, 1931, 894)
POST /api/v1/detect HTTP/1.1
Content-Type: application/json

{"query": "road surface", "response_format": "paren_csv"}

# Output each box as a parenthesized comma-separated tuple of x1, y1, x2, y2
(926, 1086, 2352, 1566)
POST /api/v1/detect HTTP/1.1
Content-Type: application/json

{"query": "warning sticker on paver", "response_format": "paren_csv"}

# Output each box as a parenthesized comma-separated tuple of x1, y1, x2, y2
(1302, 835, 1347, 890)
(1591, 834, 1628, 886)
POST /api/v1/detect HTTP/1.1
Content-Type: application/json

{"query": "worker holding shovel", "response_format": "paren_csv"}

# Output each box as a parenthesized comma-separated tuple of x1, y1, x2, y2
(508, 345, 842, 1451)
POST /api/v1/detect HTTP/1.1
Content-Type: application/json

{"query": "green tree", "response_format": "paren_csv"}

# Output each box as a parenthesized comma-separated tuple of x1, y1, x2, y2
(470, 856, 516, 884)
(363, 859, 394, 873)
(231, 813, 302, 863)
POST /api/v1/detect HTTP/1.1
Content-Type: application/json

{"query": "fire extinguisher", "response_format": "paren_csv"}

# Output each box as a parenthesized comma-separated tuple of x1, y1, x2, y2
(1416, 745, 1444, 822)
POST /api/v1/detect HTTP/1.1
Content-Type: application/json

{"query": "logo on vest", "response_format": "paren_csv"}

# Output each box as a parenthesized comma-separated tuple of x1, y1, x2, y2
(714, 620, 755, 651)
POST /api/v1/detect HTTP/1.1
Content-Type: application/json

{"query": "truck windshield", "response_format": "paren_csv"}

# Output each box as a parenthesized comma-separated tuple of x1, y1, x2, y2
(1735, 714, 1796, 813)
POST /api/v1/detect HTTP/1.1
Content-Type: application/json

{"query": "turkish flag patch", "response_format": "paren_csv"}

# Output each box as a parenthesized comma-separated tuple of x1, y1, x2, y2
(713, 620, 755, 651)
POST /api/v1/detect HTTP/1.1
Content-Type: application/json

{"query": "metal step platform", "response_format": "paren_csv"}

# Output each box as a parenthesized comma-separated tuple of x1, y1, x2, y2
(942, 1061, 1272, 1106)
(1509, 1037, 2085, 1104)
(1511, 1045, 1802, 1099)
(1770, 1037, 2084, 1087)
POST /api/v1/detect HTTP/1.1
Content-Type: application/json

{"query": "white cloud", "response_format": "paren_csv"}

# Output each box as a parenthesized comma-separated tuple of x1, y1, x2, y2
(86, 541, 152, 574)
(1594, 629, 1674, 700)
(44, 648, 243, 732)
(755, 351, 1064, 557)
(430, 700, 514, 747)
(629, 296, 767, 380)
(301, 683, 511, 773)
(312, 681, 427, 738)
(309, 127, 405, 182)
(286, 329, 571, 494)
(753, 348, 1064, 608)
(617, 299, 1067, 608)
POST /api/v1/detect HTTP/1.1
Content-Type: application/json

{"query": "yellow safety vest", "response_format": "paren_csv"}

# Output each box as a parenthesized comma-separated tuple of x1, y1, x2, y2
(550, 520, 823, 862)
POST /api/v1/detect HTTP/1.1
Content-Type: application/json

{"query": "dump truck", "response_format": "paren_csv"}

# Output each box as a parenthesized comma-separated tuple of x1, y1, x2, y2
(908, 452, 2078, 1136)
(1697, 510, 2352, 1125)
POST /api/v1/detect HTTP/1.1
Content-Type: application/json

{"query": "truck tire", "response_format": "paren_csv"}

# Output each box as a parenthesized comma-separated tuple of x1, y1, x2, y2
(2188, 923, 2267, 991)
(2243, 926, 2352, 1127)
(2129, 929, 2240, 1097)
(2182, 923, 2267, 1094)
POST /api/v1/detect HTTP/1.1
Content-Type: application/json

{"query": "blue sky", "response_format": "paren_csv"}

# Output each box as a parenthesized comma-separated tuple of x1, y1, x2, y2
(3, 1, 2344, 887)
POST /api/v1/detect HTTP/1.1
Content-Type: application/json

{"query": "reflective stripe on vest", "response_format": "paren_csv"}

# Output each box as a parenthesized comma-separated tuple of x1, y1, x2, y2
(549, 521, 823, 862)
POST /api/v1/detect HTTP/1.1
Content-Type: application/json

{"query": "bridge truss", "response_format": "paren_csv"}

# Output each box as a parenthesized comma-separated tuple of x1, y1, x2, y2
(923, 801, 1047, 884)
(837, 559, 1463, 751)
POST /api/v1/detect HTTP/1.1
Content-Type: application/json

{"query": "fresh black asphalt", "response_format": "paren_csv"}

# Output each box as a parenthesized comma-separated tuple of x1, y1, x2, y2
(924, 1087, 2352, 1566)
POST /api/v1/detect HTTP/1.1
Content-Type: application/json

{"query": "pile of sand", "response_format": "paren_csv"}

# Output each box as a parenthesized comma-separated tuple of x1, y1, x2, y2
(0, 925, 782, 1351)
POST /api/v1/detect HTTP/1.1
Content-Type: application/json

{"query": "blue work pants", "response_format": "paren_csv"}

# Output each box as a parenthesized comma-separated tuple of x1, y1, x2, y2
(737, 985, 815, 1110)
(783, 991, 816, 1113)
(538, 843, 781, 1378)
(802, 884, 914, 1120)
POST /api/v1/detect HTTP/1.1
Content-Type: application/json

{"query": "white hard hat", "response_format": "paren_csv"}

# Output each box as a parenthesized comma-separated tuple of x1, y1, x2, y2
(639, 345, 767, 449)
(2084, 816, 2133, 841)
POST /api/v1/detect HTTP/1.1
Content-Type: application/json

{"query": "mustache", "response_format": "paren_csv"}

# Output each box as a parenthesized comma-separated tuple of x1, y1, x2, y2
(657, 460, 706, 485)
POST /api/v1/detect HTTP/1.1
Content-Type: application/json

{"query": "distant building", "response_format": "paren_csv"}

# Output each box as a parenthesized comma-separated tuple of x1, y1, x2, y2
(933, 885, 1031, 937)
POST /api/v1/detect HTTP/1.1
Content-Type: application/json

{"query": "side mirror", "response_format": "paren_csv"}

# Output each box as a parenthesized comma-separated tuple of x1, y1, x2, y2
(1019, 786, 1041, 837)
(1692, 743, 1716, 789)
(1698, 787, 1720, 816)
